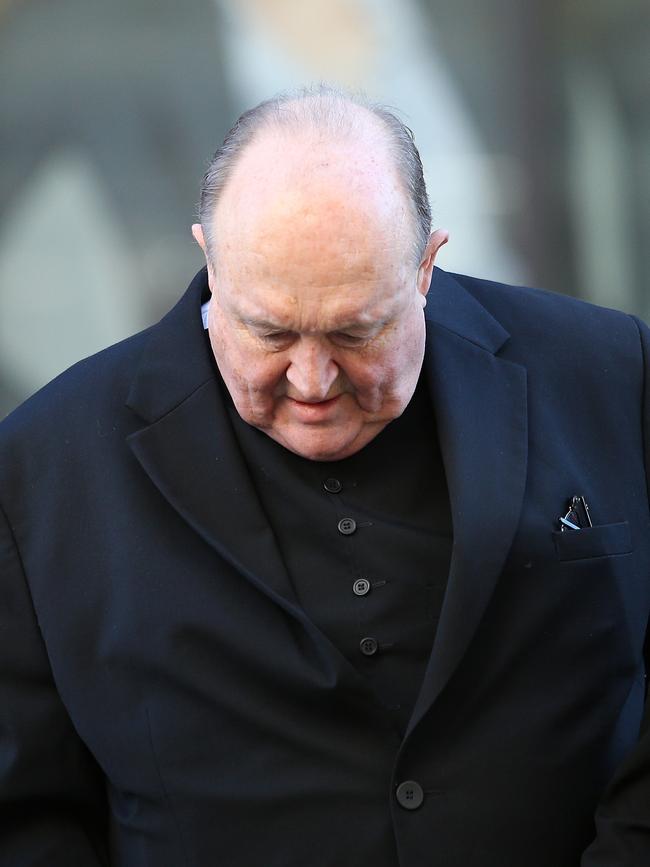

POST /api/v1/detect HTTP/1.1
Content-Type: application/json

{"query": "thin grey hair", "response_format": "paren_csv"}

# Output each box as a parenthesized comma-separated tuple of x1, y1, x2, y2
(198, 83, 432, 263)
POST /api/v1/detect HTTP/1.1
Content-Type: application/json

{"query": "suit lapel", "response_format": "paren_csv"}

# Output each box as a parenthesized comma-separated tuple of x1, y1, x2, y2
(125, 270, 301, 617)
(407, 270, 528, 736)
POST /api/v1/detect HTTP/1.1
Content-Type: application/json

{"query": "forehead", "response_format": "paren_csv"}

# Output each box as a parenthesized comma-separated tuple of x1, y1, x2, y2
(214, 207, 410, 333)
(212, 132, 414, 328)
(229, 280, 401, 334)
(217, 246, 404, 332)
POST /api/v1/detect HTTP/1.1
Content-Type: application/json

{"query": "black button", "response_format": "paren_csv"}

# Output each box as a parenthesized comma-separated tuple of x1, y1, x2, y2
(337, 517, 356, 535)
(352, 578, 371, 596)
(323, 478, 342, 493)
(359, 636, 378, 656)
(395, 780, 424, 810)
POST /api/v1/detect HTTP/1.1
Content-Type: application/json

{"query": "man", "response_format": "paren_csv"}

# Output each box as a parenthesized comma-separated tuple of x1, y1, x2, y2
(0, 85, 648, 866)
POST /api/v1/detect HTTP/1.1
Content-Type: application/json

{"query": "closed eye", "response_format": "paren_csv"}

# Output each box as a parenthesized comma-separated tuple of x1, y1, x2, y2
(254, 328, 375, 350)
(330, 332, 368, 347)
(259, 331, 295, 349)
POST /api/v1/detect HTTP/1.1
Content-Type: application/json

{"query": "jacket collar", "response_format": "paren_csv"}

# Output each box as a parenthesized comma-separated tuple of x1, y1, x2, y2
(425, 266, 510, 352)
(126, 268, 510, 422)
(126, 267, 215, 423)
(126, 267, 512, 421)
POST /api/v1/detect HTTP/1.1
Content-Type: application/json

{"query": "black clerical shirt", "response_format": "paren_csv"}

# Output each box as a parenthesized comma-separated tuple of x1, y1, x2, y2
(224, 375, 453, 735)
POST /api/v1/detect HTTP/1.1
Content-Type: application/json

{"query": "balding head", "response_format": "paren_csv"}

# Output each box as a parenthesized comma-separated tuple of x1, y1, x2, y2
(211, 121, 415, 301)
(198, 84, 432, 265)
(191, 86, 448, 461)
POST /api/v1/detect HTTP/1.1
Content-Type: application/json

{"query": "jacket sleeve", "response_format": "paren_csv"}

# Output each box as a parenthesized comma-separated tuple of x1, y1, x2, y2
(0, 501, 109, 867)
(581, 315, 650, 865)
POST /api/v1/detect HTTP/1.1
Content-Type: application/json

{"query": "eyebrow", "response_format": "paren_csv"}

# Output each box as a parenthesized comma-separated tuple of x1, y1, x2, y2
(241, 316, 286, 331)
(241, 316, 387, 334)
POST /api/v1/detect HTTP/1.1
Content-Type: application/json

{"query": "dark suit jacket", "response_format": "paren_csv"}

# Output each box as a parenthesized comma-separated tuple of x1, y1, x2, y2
(1, 268, 649, 866)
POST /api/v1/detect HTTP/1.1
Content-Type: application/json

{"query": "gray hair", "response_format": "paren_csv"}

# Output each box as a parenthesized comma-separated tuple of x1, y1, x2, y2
(198, 84, 431, 262)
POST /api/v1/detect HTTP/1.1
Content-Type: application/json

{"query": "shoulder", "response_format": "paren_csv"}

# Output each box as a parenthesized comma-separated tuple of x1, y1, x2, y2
(0, 325, 154, 446)
(0, 267, 213, 501)
(445, 269, 634, 330)
(0, 267, 210, 454)
(0, 326, 161, 508)
(437, 269, 646, 368)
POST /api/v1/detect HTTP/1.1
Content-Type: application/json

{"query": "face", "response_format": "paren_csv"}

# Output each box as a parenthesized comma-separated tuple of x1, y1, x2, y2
(194, 133, 447, 461)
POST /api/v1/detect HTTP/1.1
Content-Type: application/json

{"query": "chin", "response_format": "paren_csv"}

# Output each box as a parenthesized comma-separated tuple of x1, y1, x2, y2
(286, 441, 352, 462)
(278, 421, 387, 462)
(273, 429, 354, 462)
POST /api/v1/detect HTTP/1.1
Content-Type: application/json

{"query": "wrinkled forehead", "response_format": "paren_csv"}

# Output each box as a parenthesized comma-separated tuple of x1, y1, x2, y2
(224, 273, 405, 333)
(212, 203, 413, 333)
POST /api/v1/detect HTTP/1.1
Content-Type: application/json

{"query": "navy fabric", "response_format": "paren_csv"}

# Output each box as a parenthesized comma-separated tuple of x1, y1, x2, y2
(0, 267, 649, 866)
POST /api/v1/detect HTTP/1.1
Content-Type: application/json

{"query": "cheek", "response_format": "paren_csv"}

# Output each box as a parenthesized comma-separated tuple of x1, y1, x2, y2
(341, 356, 401, 410)
(247, 360, 285, 396)
(228, 353, 286, 406)
(353, 324, 425, 402)
(353, 342, 419, 393)
(210, 330, 281, 398)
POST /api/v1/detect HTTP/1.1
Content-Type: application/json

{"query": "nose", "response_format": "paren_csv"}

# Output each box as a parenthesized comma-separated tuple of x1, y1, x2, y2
(285, 337, 339, 402)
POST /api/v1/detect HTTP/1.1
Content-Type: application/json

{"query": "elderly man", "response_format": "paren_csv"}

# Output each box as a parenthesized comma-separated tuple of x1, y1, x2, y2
(0, 86, 648, 866)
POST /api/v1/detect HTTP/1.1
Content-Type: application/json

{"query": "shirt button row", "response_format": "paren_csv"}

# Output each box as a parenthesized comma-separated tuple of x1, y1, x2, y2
(352, 578, 371, 596)
(359, 636, 379, 656)
(337, 517, 356, 535)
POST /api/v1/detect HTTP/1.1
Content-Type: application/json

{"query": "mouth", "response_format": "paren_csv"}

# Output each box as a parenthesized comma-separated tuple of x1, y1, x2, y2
(286, 394, 341, 421)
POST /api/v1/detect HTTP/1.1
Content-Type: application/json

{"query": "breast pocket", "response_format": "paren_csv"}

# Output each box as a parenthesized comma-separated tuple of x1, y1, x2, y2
(552, 521, 632, 561)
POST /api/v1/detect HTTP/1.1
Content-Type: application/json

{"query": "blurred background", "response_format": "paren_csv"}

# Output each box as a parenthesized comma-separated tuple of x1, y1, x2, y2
(1, 0, 648, 416)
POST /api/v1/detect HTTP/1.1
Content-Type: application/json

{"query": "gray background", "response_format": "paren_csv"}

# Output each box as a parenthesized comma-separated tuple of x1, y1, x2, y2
(1, 0, 648, 416)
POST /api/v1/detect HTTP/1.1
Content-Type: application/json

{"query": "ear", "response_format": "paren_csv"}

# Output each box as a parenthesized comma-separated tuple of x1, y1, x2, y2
(417, 229, 449, 301)
(191, 223, 216, 289)
(192, 223, 208, 256)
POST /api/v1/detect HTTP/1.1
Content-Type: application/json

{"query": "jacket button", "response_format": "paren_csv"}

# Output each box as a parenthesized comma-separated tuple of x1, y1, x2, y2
(338, 517, 357, 535)
(359, 636, 378, 656)
(352, 578, 371, 596)
(395, 780, 424, 810)
(323, 478, 342, 493)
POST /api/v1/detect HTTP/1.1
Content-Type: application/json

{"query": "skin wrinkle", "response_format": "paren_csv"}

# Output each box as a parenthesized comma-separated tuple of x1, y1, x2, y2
(192, 123, 448, 461)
